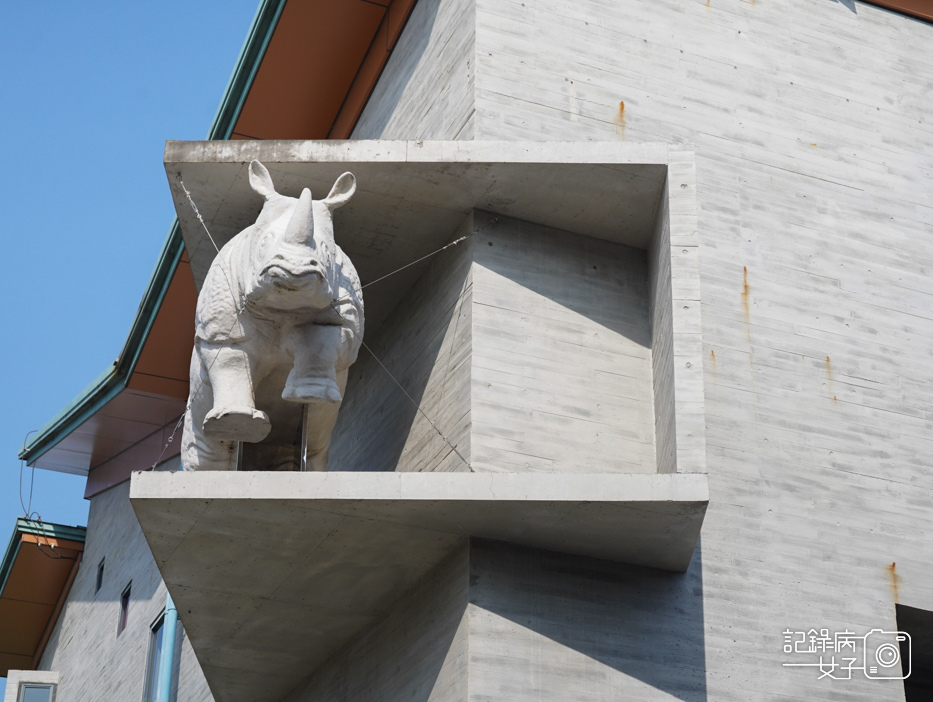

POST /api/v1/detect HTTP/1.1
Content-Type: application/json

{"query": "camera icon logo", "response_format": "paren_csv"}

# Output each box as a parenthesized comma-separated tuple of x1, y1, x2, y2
(863, 629, 910, 680)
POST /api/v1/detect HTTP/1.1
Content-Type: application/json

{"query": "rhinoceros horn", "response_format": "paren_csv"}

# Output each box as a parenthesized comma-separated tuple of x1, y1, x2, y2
(283, 188, 314, 247)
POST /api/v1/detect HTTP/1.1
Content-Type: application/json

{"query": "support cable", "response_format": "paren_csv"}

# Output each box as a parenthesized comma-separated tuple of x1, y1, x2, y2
(153, 184, 492, 472)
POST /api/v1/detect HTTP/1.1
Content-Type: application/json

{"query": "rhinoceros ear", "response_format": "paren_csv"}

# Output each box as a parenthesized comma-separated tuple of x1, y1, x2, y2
(248, 160, 278, 200)
(323, 172, 356, 211)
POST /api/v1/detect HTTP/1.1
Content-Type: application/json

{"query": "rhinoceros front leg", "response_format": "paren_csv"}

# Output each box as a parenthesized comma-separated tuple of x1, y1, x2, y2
(182, 346, 240, 471)
(303, 368, 348, 472)
(282, 324, 344, 404)
(199, 342, 272, 443)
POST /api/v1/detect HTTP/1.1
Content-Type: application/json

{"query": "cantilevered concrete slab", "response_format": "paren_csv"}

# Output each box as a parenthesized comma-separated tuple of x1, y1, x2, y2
(163, 140, 708, 477)
(131, 471, 707, 702)
(164, 140, 670, 336)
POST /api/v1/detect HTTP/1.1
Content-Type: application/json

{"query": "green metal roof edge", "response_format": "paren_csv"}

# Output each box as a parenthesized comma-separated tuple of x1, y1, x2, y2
(209, 0, 287, 141)
(0, 518, 87, 598)
(18, 366, 123, 465)
(19, 0, 286, 468)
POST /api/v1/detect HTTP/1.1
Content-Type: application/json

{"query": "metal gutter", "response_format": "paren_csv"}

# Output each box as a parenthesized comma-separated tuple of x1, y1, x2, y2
(210, 0, 288, 141)
(156, 593, 179, 702)
(19, 0, 286, 468)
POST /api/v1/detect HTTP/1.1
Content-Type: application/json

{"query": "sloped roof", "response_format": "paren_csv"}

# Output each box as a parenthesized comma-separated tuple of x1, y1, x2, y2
(0, 518, 86, 676)
(19, 0, 418, 484)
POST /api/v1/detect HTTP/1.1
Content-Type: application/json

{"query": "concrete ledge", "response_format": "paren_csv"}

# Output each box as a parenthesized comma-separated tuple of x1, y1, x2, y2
(164, 140, 670, 338)
(131, 471, 706, 570)
(130, 471, 707, 702)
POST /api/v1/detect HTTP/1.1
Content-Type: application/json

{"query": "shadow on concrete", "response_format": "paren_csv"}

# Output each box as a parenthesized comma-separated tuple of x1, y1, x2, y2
(350, 0, 440, 138)
(829, 0, 858, 14)
(470, 538, 706, 702)
(330, 210, 654, 473)
(281, 544, 468, 702)
(474, 214, 653, 350)
(329, 233, 470, 472)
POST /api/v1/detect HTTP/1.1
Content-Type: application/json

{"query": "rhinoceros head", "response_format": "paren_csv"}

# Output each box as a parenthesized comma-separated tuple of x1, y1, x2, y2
(243, 160, 356, 311)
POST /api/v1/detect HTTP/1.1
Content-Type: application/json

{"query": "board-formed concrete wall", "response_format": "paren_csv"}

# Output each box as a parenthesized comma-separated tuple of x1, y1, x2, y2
(285, 545, 470, 702)
(332, 210, 658, 475)
(283, 537, 704, 702)
(471, 213, 655, 473)
(37, 480, 213, 702)
(330, 215, 475, 473)
(466, 538, 706, 701)
(350, 0, 933, 698)
(351, 0, 475, 140)
(648, 179, 677, 474)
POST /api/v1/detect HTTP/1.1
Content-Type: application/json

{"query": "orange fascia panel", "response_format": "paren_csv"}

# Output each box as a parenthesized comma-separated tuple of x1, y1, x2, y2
(863, 0, 933, 21)
(387, 0, 417, 46)
(33, 1, 422, 483)
(330, 0, 417, 138)
(5, 536, 83, 607)
(0, 529, 84, 675)
(232, 0, 418, 141)
(129, 256, 196, 401)
(232, 0, 388, 139)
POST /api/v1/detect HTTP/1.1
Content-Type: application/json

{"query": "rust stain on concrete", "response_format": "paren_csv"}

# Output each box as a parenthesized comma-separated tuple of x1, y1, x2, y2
(888, 562, 901, 603)
(710, 349, 717, 377)
(825, 356, 837, 400)
(614, 101, 626, 138)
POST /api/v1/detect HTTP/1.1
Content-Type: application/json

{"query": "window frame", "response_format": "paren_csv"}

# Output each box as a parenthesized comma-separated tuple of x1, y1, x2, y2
(142, 609, 167, 702)
(95, 557, 105, 594)
(17, 683, 56, 702)
(118, 581, 132, 635)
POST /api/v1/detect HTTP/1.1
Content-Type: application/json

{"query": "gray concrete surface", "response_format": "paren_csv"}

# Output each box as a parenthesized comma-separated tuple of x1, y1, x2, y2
(165, 140, 708, 482)
(352, 0, 476, 141)
(471, 212, 657, 473)
(331, 210, 658, 475)
(130, 470, 706, 702)
(284, 546, 471, 702)
(329, 214, 475, 474)
(164, 141, 669, 338)
(278, 537, 709, 702)
(460, 0, 933, 698)
(37, 481, 212, 702)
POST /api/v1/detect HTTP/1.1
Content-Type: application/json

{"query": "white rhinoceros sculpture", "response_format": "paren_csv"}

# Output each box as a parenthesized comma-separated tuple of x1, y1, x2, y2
(181, 160, 364, 471)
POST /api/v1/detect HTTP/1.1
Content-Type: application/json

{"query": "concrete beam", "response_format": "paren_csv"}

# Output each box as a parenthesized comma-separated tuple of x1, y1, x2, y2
(164, 140, 669, 336)
(130, 471, 707, 702)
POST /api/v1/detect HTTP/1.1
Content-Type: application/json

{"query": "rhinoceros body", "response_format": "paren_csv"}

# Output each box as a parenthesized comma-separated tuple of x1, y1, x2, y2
(181, 160, 364, 472)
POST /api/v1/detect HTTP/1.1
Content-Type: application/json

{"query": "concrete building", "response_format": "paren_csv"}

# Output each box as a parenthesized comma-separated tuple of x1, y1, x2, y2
(3, 0, 933, 700)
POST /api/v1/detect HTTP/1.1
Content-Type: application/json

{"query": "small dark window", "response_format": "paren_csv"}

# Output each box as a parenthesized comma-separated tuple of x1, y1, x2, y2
(95, 558, 104, 594)
(118, 582, 131, 634)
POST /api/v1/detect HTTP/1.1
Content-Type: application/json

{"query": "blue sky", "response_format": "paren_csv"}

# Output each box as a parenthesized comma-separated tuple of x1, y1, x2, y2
(0, 1, 260, 673)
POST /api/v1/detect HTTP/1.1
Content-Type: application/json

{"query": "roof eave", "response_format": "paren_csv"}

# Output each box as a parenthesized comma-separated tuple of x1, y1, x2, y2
(0, 518, 87, 595)
(19, 0, 286, 468)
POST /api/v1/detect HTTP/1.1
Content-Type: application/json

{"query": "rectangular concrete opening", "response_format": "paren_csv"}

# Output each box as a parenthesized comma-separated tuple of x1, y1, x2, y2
(328, 209, 660, 474)
(165, 143, 705, 477)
